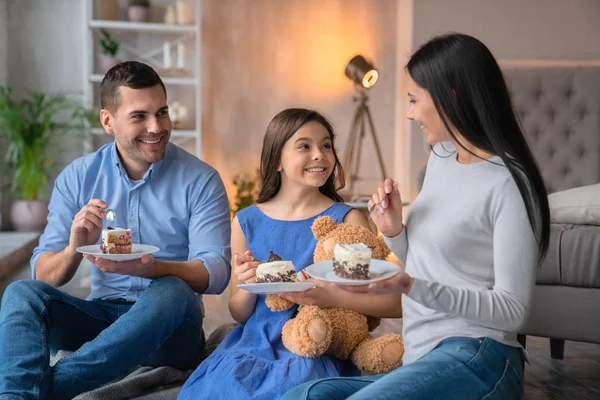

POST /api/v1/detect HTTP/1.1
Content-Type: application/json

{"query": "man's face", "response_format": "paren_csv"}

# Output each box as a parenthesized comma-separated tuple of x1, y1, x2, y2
(100, 85, 172, 176)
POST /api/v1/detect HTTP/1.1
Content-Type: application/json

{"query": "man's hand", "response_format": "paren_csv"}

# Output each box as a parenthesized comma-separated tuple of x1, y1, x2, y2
(234, 251, 260, 284)
(280, 279, 339, 308)
(337, 270, 414, 295)
(69, 199, 108, 251)
(84, 254, 155, 278)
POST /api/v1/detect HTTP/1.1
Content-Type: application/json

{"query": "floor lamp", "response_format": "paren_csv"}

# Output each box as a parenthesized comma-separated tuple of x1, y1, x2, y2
(342, 55, 388, 198)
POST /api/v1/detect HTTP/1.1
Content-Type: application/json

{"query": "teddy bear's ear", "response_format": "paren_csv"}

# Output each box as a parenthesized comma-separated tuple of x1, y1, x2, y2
(311, 216, 337, 239)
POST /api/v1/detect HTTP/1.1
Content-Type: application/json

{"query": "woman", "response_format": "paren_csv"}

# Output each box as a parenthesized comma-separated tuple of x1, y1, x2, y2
(282, 33, 550, 400)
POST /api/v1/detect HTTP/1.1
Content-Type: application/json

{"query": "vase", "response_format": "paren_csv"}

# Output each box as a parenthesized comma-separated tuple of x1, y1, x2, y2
(10, 200, 49, 232)
(128, 6, 150, 22)
(95, 0, 120, 21)
(99, 54, 120, 74)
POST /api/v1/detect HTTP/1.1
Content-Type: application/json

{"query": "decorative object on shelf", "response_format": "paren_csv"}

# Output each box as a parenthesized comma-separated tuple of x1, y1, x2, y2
(176, 42, 185, 69)
(342, 55, 387, 197)
(162, 41, 172, 69)
(176, 1, 192, 24)
(128, 0, 151, 23)
(95, 0, 120, 21)
(164, 5, 177, 24)
(168, 101, 189, 129)
(161, 41, 189, 77)
(98, 29, 120, 74)
(0, 86, 87, 231)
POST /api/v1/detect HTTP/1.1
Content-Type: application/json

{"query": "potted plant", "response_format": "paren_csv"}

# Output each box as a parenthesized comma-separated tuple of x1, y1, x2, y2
(98, 29, 120, 73)
(128, 0, 151, 23)
(0, 86, 85, 231)
(230, 170, 260, 218)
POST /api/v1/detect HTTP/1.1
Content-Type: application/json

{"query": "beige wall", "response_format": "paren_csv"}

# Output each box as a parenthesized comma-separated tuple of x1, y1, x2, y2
(200, 0, 398, 198)
(0, 0, 6, 85)
(4, 0, 600, 209)
(0, 0, 8, 229)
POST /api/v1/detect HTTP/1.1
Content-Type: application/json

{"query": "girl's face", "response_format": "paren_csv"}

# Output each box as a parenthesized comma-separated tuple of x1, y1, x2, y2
(406, 76, 449, 145)
(278, 121, 335, 189)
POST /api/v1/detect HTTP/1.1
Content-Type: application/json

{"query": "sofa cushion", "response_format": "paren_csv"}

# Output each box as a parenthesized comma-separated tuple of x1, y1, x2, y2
(548, 183, 600, 225)
(560, 224, 600, 287)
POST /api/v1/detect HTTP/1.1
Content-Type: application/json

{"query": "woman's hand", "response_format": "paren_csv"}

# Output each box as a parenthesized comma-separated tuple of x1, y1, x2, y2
(234, 250, 260, 284)
(369, 178, 404, 238)
(338, 270, 414, 295)
(280, 279, 340, 308)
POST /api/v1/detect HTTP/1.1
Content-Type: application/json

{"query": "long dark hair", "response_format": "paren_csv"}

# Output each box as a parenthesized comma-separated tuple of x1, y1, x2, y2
(407, 33, 550, 260)
(256, 108, 345, 203)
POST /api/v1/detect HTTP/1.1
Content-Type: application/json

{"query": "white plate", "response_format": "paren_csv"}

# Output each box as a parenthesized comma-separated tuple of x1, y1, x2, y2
(76, 244, 160, 261)
(305, 259, 401, 285)
(237, 282, 317, 294)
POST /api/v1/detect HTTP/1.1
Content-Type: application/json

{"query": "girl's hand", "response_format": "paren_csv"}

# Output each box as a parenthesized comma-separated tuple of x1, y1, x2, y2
(234, 251, 260, 284)
(337, 271, 414, 295)
(369, 178, 404, 238)
(280, 279, 339, 308)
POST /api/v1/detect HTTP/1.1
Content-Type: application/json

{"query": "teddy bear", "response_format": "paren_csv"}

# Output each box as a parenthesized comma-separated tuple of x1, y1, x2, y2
(264, 216, 404, 374)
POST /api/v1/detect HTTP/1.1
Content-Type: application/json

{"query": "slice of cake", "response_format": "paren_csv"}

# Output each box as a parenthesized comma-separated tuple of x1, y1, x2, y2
(333, 243, 372, 280)
(100, 227, 132, 254)
(255, 251, 297, 283)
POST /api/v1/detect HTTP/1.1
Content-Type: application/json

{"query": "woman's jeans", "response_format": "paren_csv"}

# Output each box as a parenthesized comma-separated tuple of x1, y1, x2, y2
(0, 276, 204, 400)
(282, 337, 524, 400)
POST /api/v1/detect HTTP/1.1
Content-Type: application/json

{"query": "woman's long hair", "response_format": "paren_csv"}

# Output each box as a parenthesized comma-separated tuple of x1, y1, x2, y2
(407, 33, 550, 260)
(256, 108, 345, 204)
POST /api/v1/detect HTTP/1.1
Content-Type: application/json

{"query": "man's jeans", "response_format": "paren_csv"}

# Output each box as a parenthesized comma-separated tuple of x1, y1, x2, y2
(282, 337, 524, 400)
(0, 276, 204, 400)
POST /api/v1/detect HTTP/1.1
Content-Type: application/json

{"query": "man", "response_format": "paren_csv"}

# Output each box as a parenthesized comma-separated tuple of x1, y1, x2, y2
(0, 61, 231, 400)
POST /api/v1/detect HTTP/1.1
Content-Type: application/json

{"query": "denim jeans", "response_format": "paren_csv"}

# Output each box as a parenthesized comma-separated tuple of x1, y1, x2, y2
(282, 337, 524, 400)
(0, 276, 204, 400)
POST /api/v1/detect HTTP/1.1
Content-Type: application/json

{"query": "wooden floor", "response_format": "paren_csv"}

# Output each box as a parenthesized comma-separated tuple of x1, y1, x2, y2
(2, 265, 600, 399)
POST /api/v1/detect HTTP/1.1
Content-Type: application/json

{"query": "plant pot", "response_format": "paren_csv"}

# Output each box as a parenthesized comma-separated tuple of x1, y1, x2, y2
(10, 200, 49, 232)
(128, 6, 150, 22)
(98, 54, 120, 74)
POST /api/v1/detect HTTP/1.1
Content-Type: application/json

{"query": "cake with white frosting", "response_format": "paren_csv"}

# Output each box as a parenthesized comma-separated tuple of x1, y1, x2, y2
(333, 243, 372, 279)
(255, 251, 297, 283)
(100, 227, 132, 254)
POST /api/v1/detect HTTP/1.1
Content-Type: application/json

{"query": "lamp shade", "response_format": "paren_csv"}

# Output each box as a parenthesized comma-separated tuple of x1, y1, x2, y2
(345, 55, 378, 89)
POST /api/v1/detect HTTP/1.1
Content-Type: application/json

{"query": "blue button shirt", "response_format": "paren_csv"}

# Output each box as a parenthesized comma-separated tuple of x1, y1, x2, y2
(31, 142, 231, 301)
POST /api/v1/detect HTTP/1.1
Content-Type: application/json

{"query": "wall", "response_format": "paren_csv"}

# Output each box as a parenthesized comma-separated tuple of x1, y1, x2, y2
(0, 0, 8, 229)
(5, 0, 600, 208)
(6, 0, 86, 201)
(0, 0, 6, 85)
(201, 0, 398, 198)
(402, 0, 600, 199)
(5, 0, 397, 205)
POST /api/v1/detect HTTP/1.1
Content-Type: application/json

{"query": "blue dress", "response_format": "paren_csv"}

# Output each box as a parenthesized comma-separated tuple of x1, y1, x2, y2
(178, 203, 359, 400)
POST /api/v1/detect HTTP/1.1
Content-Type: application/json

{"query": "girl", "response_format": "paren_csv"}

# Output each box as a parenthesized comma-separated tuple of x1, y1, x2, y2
(284, 33, 550, 400)
(178, 109, 403, 399)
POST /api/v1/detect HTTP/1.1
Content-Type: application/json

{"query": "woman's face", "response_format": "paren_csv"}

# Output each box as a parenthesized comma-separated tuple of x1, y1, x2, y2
(406, 76, 449, 145)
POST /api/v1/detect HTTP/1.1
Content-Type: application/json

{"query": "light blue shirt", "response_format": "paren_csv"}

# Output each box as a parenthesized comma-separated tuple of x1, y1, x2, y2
(31, 142, 231, 301)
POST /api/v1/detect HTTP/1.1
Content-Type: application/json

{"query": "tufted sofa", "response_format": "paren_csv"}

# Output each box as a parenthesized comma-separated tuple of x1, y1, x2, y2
(503, 66, 600, 359)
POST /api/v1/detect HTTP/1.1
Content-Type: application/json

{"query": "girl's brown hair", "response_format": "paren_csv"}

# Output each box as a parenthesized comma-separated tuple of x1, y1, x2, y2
(256, 108, 345, 203)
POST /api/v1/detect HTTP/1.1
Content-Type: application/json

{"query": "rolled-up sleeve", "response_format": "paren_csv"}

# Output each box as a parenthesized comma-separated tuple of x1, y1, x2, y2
(188, 171, 231, 294)
(31, 164, 81, 279)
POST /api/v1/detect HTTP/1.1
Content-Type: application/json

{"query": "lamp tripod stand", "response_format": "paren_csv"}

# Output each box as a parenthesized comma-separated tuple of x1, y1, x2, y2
(342, 89, 388, 197)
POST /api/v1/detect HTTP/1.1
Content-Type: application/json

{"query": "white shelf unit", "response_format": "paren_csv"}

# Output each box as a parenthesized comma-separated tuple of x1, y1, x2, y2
(81, 0, 202, 159)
